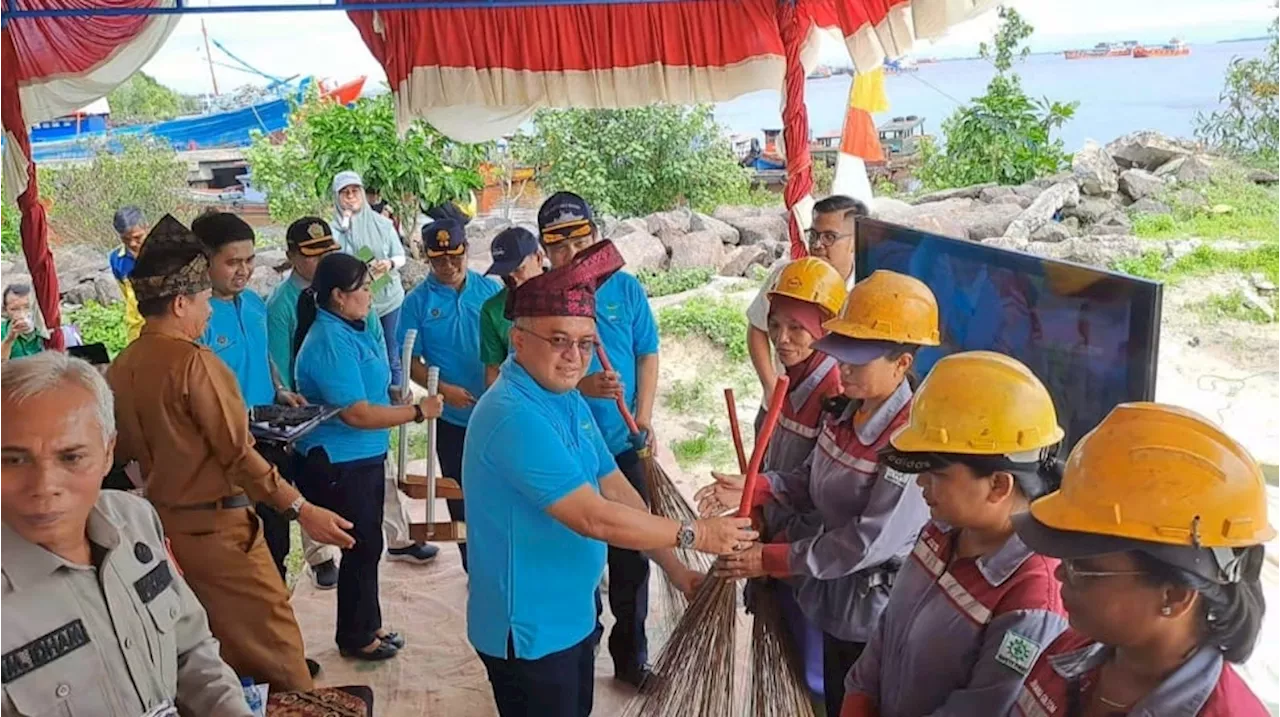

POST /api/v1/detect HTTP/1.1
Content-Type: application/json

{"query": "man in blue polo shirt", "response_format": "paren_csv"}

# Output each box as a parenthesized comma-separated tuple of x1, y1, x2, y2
(537, 191, 661, 685)
(398, 217, 502, 570)
(192, 211, 339, 600)
(463, 239, 754, 717)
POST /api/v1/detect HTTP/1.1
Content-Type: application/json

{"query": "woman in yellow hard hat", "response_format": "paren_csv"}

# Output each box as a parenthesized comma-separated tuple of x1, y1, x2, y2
(697, 269, 940, 715)
(1010, 403, 1273, 717)
(840, 351, 1070, 717)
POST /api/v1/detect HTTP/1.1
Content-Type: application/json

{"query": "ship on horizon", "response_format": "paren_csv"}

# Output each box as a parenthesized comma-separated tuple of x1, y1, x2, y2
(1134, 38, 1191, 58)
(1064, 40, 1139, 60)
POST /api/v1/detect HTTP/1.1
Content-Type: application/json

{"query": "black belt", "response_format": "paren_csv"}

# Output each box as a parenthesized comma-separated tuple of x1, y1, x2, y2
(168, 494, 252, 511)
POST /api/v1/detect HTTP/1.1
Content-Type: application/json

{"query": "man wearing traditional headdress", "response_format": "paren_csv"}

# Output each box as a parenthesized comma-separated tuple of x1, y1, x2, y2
(107, 215, 354, 692)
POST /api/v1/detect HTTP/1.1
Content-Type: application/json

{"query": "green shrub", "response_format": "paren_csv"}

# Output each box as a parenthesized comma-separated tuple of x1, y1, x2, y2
(657, 297, 749, 360)
(1195, 18, 1279, 167)
(671, 423, 737, 470)
(1129, 172, 1278, 242)
(664, 378, 712, 413)
(1190, 289, 1277, 324)
(67, 301, 128, 357)
(1, 199, 19, 257)
(917, 7, 1076, 189)
(1114, 242, 1279, 284)
(638, 267, 714, 297)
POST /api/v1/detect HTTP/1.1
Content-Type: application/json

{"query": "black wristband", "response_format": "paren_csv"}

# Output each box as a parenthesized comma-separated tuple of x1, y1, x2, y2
(413, 404, 426, 423)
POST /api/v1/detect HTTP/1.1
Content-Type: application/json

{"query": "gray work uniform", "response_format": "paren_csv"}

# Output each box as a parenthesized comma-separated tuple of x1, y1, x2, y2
(2, 490, 252, 717)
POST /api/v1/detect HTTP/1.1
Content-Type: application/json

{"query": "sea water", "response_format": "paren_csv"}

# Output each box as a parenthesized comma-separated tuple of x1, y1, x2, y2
(714, 40, 1269, 149)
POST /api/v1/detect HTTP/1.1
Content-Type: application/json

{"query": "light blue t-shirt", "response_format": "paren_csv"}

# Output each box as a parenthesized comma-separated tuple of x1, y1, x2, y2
(265, 272, 385, 391)
(586, 272, 660, 455)
(294, 309, 391, 464)
(200, 291, 276, 407)
(463, 356, 617, 660)
(397, 270, 502, 428)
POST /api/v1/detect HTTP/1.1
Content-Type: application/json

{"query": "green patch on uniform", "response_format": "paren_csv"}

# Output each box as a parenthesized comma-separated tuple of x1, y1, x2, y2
(995, 630, 1042, 676)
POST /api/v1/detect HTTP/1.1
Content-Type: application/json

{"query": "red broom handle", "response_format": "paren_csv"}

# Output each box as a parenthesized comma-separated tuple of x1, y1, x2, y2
(594, 344, 641, 435)
(723, 388, 748, 474)
(737, 376, 789, 519)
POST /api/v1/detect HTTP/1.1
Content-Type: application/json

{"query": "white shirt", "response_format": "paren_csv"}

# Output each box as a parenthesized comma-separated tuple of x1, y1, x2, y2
(746, 258, 858, 387)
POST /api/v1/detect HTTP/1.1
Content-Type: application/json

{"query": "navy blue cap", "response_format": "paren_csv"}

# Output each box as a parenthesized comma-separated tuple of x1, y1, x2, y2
(485, 227, 540, 277)
(537, 191, 595, 244)
(812, 334, 900, 366)
(422, 218, 466, 257)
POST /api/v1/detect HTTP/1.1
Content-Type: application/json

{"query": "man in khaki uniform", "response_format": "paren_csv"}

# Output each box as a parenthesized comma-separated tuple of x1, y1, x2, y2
(2, 351, 251, 716)
(106, 215, 354, 692)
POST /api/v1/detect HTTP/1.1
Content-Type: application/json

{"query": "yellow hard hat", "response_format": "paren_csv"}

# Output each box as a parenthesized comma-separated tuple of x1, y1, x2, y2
(822, 270, 940, 346)
(768, 257, 848, 318)
(1028, 402, 1276, 550)
(891, 351, 1063, 458)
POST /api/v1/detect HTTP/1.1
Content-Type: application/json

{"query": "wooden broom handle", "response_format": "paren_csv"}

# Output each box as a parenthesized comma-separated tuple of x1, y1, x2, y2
(737, 376, 789, 519)
(594, 344, 641, 435)
(723, 388, 748, 474)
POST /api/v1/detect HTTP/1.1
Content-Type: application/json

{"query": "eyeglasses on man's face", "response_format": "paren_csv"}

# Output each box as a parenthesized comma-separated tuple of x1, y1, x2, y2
(516, 326, 597, 356)
(806, 229, 854, 248)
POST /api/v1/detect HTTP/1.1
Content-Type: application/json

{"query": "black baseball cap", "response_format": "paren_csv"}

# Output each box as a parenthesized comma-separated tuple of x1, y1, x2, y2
(285, 217, 340, 257)
(537, 191, 594, 245)
(486, 227, 540, 277)
(422, 218, 467, 258)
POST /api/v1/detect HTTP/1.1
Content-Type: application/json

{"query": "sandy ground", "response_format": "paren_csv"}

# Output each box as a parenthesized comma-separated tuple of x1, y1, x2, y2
(290, 278, 1280, 715)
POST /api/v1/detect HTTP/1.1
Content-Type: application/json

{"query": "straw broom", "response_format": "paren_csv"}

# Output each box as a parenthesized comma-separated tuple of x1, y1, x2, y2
(624, 375, 791, 717)
(594, 346, 713, 632)
(723, 389, 816, 717)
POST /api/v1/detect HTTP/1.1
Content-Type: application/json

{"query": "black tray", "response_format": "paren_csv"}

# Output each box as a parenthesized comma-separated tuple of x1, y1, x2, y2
(249, 404, 342, 446)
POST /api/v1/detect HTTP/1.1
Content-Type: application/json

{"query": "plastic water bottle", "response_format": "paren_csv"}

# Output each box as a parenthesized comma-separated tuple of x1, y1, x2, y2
(241, 677, 264, 716)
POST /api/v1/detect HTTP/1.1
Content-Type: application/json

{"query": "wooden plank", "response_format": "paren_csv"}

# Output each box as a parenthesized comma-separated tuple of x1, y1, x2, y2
(400, 475, 463, 500)
(410, 522, 466, 543)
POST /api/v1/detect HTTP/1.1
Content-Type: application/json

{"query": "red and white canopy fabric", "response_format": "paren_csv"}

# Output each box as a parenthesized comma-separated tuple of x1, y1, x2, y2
(347, 0, 990, 258)
(1, 1, 179, 348)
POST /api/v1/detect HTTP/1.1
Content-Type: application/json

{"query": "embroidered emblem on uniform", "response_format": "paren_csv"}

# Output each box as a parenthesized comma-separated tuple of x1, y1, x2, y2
(134, 562, 174, 604)
(436, 229, 450, 247)
(431, 308, 441, 318)
(216, 335, 228, 346)
(134, 541, 153, 563)
(307, 222, 326, 239)
(1, 620, 91, 682)
(996, 631, 1042, 676)
(882, 467, 913, 487)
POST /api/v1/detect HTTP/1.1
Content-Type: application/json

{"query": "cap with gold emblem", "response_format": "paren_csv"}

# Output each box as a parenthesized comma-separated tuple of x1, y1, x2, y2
(285, 217, 340, 258)
(422, 218, 467, 259)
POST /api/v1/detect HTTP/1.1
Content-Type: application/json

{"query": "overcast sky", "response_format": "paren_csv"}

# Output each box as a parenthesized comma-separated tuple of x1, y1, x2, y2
(141, 0, 1276, 95)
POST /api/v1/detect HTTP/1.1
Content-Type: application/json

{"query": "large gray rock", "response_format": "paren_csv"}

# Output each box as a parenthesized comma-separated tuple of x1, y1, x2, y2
(400, 258, 429, 291)
(60, 270, 122, 306)
(1030, 172, 1074, 189)
(1004, 181, 1080, 240)
(1105, 131, 1195, 170)
(645, 209, 693, 238)
(978, 186, 1016, 203)
(465, 217, 511, 256)
(690, 212, 741, 246)
(870, 197, 914, 216)
(611, 218, 650, 238)
(912, 183, 997, 204)
(1072, 140, 1120, 196)
(980, 236, 1030, 253)
(719, 244, 770, 277)
(256, 248, 288, 272)
(1173, 156, 1213, 185)
(732, 214, 789, 246)
(1172, 188, 1208, 210)
(1062, 216, 1081, 234)
(1013, 184, 1046, 201)
(1153, 156, 1187, 178)
(1129, 198, 1172, 215)
(615, 231, 667, 273)
(247, 266, 282, 299)
(1247, 168, 1279, 185)
(993, 194, 1033, 209)
(964, 203, 1025, 241)
(872, 203, 968, 240)
(1119, 168, 1165, 200)
(1094, 211, 1133, 234)
(1030, 222, 1074, 243)
(759, 239, 789, 261)
(1026, 236, 1144, 268)
(667, 230, 724, 271)
(711, 205, 763, 225)
(1062, 196, 1114, 225)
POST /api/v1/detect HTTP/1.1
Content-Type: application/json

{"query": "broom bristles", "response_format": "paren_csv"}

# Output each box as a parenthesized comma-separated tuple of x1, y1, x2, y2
(748, 584, 816, 717)
(638, 450, 714, 642)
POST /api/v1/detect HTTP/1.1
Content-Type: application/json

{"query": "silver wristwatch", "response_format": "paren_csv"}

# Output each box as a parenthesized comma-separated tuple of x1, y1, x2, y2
(282, 495, 306, 522)
(676, 520, 697, 549)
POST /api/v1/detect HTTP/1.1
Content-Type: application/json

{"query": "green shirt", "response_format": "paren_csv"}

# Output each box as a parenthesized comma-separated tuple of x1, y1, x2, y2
(479, 287, 511, 368)
(1, 319, 43, 359)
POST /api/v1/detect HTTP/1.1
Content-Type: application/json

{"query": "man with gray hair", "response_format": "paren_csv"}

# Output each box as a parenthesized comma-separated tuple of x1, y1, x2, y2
(2, 352, 253, 715)
(109, 205, 148, 344)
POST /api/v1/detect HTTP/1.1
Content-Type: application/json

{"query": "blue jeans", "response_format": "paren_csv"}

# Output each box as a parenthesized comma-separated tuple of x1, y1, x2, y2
(380, 307, 403, 388)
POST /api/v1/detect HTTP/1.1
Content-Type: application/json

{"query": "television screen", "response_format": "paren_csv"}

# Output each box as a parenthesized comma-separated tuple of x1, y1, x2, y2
(855, 217, 1162, 452)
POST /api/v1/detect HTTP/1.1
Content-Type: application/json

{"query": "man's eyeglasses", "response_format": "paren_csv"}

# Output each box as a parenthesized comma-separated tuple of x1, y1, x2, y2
(1060, 559, 1146, 586)
(806, 229, 854, 248)
(516, 326, 597, 356)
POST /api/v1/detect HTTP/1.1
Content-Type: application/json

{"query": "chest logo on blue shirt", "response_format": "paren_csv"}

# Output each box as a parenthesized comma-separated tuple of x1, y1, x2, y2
(216, 334, 229, 346)
(581, 421, 594, 433)
(431, 308, 441, 318)
(602, 303, 620, 322)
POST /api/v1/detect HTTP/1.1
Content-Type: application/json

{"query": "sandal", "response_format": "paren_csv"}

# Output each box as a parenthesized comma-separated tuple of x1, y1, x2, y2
(377, 631, 406, 649)
(340, 640, 398, 661)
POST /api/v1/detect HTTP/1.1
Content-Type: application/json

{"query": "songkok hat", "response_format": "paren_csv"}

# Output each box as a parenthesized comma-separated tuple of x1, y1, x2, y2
(505, 240, 623, 320)
(131, 214, 212, 303)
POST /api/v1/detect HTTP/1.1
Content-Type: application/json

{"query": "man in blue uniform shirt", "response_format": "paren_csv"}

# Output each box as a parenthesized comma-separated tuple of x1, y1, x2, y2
(191, 212, 339, 600)
(398, 218, 502, 570)
(537, 192, 660, 685)
(463, 239, 756, 717)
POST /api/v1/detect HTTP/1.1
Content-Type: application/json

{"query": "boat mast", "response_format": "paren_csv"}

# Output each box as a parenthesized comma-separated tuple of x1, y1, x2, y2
(201, 19, 220, 96)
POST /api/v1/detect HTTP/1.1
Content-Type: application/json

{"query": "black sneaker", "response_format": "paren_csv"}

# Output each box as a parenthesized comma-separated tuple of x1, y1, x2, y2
(386, 543, 439, 564)
(339, 641, 399, 661)
(310, 559, 338, 590)
(306, 658, 321, 678)
(614, 664, 653, 688)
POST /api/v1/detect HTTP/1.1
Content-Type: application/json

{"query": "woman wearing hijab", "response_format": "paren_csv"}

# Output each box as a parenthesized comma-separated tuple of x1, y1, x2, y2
(331, 170, 407, 387)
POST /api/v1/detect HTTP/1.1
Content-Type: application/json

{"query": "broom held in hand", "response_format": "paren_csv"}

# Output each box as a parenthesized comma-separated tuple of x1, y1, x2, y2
(723, 388, 748, 474)
(594, 344, 644, 448)
(736, 375, 789, 519)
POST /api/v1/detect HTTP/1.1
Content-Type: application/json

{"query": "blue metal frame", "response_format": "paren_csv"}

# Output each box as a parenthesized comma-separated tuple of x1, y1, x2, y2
(2, 0, 692, 23)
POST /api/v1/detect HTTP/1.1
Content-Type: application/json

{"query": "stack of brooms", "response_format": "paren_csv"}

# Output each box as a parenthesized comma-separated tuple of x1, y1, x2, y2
(626, 375, 813, 716)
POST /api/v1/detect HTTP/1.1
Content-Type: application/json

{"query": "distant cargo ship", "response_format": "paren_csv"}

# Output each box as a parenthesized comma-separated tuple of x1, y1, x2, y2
(1134, 39, 1190, 58)
(1064, 41, 1138, 60)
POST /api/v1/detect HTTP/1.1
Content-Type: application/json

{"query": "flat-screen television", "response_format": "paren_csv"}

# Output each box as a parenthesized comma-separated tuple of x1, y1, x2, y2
(855, 217, 1162, 452)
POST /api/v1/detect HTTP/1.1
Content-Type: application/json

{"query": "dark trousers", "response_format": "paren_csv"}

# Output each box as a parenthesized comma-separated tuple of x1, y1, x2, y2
(256, 442, 294, 582)
(437, 419, 468, 571)
(479, 633, 597, 717)
(299, 450, 386, 651)
(607, 449, 651, 672)
(822, 632, 865, 717)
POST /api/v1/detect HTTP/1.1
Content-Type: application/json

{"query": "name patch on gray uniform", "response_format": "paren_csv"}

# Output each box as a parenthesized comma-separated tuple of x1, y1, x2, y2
(882, 468, 914, 488)
(1, 620, 90, 683)
(134, 562, 173, 604)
